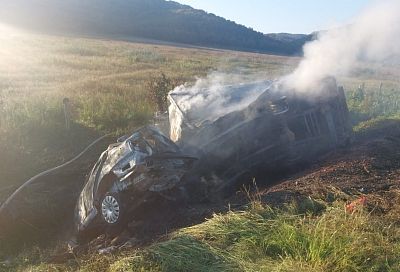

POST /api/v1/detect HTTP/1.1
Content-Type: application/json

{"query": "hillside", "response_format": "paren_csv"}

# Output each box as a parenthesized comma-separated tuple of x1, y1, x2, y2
(0, 0, 308, 55)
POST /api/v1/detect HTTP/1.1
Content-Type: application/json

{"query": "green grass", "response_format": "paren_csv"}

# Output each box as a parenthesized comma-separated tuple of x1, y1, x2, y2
(353, 115, 400, 133)
(8, 200, 400, 272)
(347, 85, 400, 125)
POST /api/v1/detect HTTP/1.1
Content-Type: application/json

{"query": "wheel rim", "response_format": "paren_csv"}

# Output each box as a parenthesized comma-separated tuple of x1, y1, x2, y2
(101, 195, 120, 224)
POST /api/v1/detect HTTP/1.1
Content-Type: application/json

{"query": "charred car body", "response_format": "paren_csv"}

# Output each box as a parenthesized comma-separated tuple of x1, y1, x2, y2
(75, 77, 351, 236)
(168, 77, 352, 192)
(75, 126, 196, 237)
(0, 76, 352, 247)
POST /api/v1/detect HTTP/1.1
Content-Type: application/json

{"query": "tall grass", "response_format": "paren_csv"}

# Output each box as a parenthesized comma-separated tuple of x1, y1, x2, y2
(176, 206, 398, 272)
(11, 201, 399, 272)
(347, 85, 400, 125)
(114, 204, 398, 272)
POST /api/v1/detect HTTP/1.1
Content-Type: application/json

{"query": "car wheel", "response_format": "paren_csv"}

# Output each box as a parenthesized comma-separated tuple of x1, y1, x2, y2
(101, 194, 123, 225)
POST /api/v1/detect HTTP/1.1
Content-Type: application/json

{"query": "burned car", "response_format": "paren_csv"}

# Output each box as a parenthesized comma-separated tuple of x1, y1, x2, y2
(168, 77, 352, 192)
(75, 126, 197, 237)
(75, 77, 352, 237)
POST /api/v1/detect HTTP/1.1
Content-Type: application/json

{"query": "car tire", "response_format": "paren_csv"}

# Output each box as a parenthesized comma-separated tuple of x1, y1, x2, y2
(100, 193, 127, 234)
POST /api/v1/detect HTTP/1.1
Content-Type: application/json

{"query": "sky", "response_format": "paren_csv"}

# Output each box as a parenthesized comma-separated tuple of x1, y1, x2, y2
(174, 0, 372, 34)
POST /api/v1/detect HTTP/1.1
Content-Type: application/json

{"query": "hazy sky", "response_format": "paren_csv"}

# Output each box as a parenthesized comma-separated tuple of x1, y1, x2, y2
(174, 0, 372, 34)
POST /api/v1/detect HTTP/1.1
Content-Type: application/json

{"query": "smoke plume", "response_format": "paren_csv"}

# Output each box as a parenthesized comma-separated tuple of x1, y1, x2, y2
(284, 0, 400, 92)
(169, 0, 400, 139)
(170, 72, 272, 125)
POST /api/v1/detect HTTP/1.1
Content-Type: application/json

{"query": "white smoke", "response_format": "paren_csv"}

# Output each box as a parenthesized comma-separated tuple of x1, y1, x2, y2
(169, 0, 400, 140)
(170, 72, 272, 125)
(284, 0, 400, 92)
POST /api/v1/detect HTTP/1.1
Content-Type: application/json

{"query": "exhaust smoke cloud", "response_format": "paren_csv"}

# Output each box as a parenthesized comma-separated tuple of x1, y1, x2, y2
(284, 0, 400, 92)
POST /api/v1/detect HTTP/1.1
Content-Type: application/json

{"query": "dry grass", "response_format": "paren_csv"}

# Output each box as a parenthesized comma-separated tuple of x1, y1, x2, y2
(8, 200, 400, 272)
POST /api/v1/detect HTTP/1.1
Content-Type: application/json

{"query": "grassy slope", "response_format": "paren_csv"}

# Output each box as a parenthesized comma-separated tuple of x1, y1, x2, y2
(1, 27, 400, 271)
(10, 199, 400, 271)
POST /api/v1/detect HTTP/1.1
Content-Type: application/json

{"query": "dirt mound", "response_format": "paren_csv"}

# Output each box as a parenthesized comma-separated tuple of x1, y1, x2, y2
(262, 120, 400, 219)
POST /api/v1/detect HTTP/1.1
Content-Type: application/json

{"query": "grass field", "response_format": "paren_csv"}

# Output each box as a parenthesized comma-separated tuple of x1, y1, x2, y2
(0, 25, 302, 196)
(1, 25, 400, 271)
(1, 25, 399, 194)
